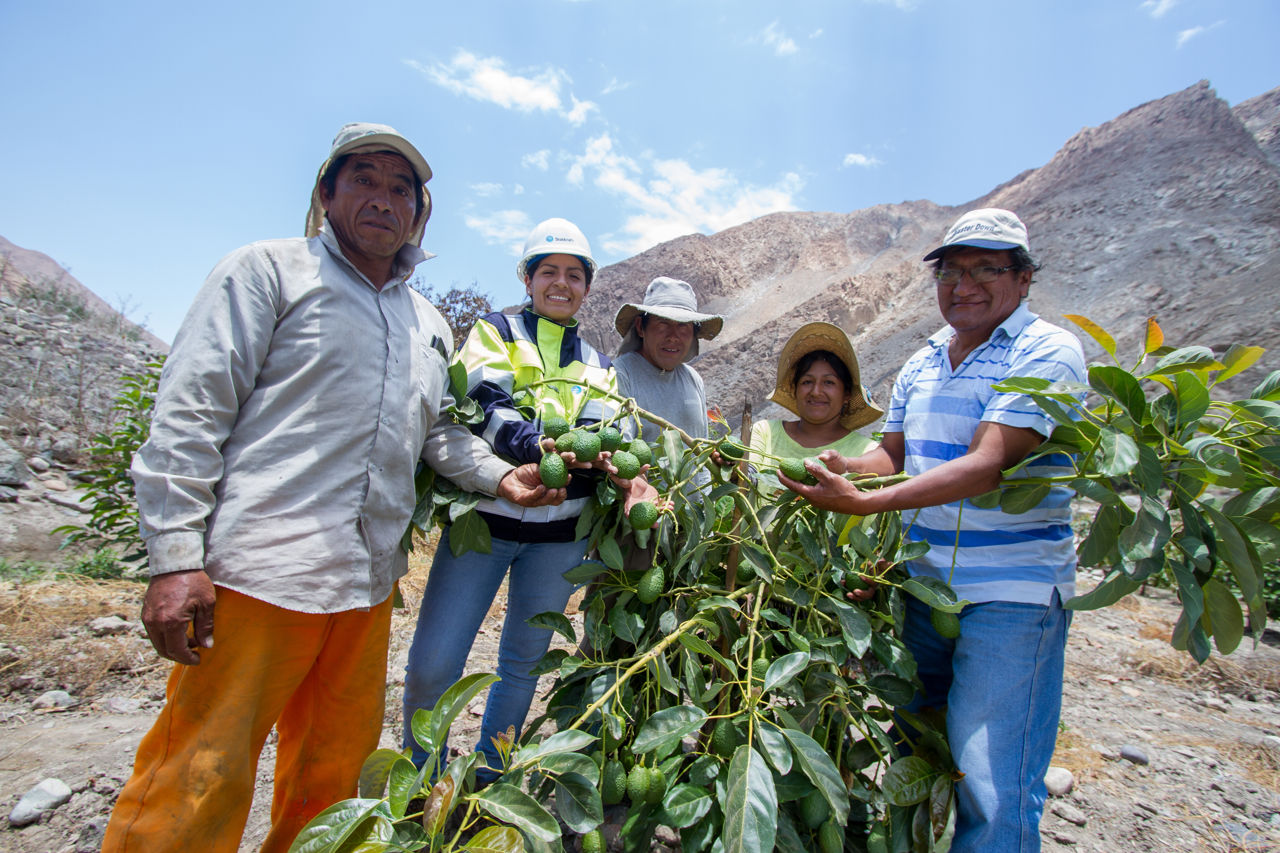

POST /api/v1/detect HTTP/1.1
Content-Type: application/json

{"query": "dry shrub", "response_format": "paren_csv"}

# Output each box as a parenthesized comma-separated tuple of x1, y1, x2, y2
(0, 576, 163, 699)
(1220, 739, 1280, 794)
(1053, 725, 1106, 777)
(1137, 621, 1173, 642)
(1132, 644, 1280, 698)
(1181, 810, 1278, 853)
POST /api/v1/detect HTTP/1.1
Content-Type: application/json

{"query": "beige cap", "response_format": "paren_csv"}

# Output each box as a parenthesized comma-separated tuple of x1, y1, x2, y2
(304, 122, 433, 246)
(923, 208, 1029, 261)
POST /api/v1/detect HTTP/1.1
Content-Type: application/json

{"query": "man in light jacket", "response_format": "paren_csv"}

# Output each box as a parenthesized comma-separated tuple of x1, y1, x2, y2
(103, 122, 560, 853)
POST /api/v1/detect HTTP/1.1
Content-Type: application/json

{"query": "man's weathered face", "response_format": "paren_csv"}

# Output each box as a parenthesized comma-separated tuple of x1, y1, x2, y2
(636, 315, 695, 371)
(935, 247, 1031, 339)
(319, 152, 419, 276)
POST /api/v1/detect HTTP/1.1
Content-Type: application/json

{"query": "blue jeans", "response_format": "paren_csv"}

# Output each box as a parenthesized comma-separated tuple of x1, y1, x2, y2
(401, 529, 587, 781)
(901, 592, 1070, 853)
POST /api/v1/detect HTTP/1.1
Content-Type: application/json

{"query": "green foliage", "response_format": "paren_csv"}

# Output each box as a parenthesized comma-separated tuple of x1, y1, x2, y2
(1255, 563, 1280, 619)
(66, 547, 136, 579)
(0, 557, 48, 581)
(55, 359, 165, 563)
(309, 317, 1280, 851)
(0, 547, 137, 582)
(311, 391, 961, 852)
(988, 315, 1280, 661)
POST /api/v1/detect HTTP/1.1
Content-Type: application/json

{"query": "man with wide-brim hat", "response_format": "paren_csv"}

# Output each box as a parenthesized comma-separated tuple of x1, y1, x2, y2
(103, 122, 560, 853)
(780, 207, 1087, 852)
(613, 276, 723, 444)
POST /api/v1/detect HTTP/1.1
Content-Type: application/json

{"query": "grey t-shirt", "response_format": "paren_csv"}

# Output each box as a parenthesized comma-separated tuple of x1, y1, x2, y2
(613, 351, 709, 444)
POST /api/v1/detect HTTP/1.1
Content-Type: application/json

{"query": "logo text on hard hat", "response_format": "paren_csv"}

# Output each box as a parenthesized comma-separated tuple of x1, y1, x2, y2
(545, 235, 555, 243)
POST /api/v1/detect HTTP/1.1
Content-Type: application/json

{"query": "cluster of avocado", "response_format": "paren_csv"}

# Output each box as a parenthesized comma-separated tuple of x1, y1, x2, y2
(536, 414, 660, 530)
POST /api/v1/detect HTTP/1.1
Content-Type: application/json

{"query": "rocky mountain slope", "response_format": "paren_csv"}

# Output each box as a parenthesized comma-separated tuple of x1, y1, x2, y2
(0, 239, 166, 452)
(577, 80, 1280, 429)
(0, 240, 166, 560)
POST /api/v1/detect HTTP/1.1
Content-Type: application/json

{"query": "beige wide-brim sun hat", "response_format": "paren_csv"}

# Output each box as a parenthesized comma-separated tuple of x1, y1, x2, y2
(614, 276, 724, 359)
(769, 322, 884, 431)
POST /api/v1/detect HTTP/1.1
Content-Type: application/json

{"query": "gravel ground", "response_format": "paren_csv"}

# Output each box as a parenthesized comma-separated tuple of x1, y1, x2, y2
(1, 558, 1277, 852)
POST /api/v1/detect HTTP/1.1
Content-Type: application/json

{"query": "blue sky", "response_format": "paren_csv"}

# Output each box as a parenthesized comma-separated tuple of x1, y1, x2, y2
(2, 0, 1277, 344)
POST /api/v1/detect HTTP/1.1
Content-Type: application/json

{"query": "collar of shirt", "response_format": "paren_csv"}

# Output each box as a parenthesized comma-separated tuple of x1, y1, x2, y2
(927, 302, 1039, 352)
(316, 219, 433, 289)
(622, 350, 684, 379)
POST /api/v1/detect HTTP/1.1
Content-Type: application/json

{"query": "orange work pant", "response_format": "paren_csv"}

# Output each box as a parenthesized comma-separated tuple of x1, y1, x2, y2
(102, 586, 394, 853)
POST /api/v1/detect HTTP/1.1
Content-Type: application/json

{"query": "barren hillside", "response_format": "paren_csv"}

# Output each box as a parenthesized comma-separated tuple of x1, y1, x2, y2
(578, 81, 1280, 428)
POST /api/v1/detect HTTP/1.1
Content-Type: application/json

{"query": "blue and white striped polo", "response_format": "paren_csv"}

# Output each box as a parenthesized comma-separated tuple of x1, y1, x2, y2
(883, 303, 1087, 605)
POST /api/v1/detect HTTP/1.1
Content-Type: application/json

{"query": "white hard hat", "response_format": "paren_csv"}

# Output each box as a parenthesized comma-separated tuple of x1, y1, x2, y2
(516, 218, 596, 283)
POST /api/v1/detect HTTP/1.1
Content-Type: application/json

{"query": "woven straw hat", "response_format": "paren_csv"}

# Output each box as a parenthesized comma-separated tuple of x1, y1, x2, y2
(768, 322, 883, 431)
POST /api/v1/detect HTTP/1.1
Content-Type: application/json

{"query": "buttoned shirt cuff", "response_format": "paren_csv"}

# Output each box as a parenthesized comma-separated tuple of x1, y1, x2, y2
(145, 531, 207, 576)
(472, 457, 517, 497)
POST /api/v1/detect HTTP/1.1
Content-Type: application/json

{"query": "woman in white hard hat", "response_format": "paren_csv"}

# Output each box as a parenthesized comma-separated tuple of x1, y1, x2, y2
(401, 218, 656, 785)
(749, 322, 884, 493)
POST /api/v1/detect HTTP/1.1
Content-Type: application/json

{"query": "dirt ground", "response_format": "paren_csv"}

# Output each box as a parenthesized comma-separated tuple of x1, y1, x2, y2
(1, 551, 1278, 852)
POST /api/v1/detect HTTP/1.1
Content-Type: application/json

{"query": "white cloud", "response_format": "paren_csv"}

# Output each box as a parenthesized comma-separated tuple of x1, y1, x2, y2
(1140, 0, 1178, 18)
(565, 95, 599, 126)
(602, 77, 631, 95)
(408, 51, 593, 124)
(471, 182, 504, 197)
(866, 0, 918, 9)
(809, 28, 824, 39)
(566, 133, 803, 255)
(761, 22, 798, 57)
(513, 184, 525, 196)
(843, 153, 883, 168)
(522, 150, 551, 171)
(1176, 20, 1223, 47)
(464, 209, 533, 251)
(1175, 25, 1204, 46)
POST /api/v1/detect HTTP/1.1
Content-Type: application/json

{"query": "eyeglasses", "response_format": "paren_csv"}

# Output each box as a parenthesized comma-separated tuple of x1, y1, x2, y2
(933, 265, 1016, 286)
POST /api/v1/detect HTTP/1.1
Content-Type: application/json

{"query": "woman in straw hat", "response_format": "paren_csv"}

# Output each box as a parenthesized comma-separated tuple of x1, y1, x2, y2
(749, 322, 883, 492)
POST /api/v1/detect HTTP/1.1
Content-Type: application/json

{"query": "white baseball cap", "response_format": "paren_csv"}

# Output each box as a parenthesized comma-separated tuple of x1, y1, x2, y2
(923, 208, 1029, 261)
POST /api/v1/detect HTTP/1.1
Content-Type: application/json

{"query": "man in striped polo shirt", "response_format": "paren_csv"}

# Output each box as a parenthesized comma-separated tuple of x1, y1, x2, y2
(782, 208, 1086, 852)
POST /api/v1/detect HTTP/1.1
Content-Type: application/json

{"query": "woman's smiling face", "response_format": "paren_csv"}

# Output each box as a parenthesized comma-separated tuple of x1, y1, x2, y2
(525, 254, 588, 321)
(794, 357, 850, 426)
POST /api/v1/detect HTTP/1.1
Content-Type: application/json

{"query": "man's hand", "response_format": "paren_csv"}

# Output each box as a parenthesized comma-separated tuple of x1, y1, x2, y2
(817, 449, 853, 475)
(617, 470, 669, 515)
(844, 558, 889, 603)
(498, 464, 568, 507)
(142, 570, 217, 665)
(778, 458, 879, 517)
